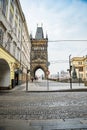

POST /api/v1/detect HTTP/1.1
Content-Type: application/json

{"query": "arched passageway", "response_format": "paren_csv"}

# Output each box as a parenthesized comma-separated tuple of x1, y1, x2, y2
(0, 59, 10, 89)
(35, 68, 45, 80)
(32, 65, 46, 80)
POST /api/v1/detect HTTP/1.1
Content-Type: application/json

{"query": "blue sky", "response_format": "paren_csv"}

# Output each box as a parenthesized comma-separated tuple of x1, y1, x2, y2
(20, 0, 87, 75)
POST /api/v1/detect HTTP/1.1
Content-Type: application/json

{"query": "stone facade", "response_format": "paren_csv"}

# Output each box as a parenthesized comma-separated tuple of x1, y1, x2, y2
(30, 26, 48, 79)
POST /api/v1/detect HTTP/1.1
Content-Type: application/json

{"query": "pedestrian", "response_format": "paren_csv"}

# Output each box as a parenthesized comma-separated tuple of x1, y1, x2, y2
(31, 77, 33, 82)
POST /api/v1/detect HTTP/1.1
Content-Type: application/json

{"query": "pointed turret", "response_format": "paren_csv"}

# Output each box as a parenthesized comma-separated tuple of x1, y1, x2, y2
(35, 26, 44, 39)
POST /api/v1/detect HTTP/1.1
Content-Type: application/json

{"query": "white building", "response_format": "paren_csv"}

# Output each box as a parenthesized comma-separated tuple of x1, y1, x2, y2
(0, 0, 31, 89)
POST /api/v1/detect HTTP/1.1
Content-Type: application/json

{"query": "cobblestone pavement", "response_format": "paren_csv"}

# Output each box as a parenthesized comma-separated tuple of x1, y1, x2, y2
(0, 81, 87, 129)
(0, 91, 87, 120)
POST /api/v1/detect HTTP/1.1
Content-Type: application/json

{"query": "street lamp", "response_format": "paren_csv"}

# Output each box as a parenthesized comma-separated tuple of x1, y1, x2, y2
(57, 72, 59, 81)
(26, 67, 30, 91)
(78, 68, 80, 86)
(69, 55, 72, 89)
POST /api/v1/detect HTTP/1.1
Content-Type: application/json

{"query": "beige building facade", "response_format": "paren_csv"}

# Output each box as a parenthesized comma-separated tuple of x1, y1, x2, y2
(71, 56, 87, 81)
(0, 0, 31, 89)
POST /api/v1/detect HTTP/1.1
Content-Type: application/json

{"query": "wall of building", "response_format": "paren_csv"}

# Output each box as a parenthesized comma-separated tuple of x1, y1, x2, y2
(71, 56, 87, 81)
(0, 0, 31, 89)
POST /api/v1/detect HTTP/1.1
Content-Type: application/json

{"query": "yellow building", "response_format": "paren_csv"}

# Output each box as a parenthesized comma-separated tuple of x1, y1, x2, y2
(0, 0, 31, 89)
(71, 56, 87, 81)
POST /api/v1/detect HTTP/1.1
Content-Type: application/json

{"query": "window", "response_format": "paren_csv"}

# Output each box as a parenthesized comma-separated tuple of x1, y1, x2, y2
(15, 9, 18, 19)
(14, 21, 17, 34)
(9, 0, 14, 24)
(6, 40, 10, 52)
(19, 18, 21, 27)
(78, 62, 82, 65)
(6, 34, 12, 52)
(80, 73, 83, 78)
(0, 29, 3, 45)
(86, 67, 87, 71)
(0, 0, 2, 8)
(13, 42, 16, 57)
(17, 48, 20, 61)
(18, 29, 20, 39)
(79, 67, 83, 72)
(9, 9, 13, 23)
(15, 9, 18, 30)
(85, 60, 87, 64)
(10, 0, 14, 13)
(2, 0, 8, 16)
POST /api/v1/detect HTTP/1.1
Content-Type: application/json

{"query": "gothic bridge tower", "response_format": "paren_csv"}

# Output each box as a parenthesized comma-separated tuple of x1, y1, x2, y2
(30, 26, 48, 79)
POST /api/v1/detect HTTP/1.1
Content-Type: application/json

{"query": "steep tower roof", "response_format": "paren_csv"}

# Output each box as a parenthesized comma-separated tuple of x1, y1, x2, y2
(35, 27, 44, 39)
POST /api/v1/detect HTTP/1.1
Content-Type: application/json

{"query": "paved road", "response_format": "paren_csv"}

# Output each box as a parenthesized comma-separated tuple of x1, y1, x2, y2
(0, 80, 87, 129)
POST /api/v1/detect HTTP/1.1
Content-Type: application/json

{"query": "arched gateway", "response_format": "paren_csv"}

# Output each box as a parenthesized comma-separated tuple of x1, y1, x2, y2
(0, 59, 10, 89)
(30, 26, 48, 79)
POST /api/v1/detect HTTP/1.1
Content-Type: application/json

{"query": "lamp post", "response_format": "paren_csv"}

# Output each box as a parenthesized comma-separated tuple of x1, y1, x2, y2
(46, 70, 50, 91)
(78, 68, 80, 86)
(26, 67, 30, 92)
(57, 72, 59, 81)
(46, 62, 50, 91)
(69, 55, 72, 89)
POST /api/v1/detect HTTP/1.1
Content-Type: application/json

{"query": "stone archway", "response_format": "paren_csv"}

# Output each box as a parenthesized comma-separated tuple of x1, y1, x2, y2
(0, 59, 10, 89)
(33, 65, 46, 79)
(35, 68, 45, 80)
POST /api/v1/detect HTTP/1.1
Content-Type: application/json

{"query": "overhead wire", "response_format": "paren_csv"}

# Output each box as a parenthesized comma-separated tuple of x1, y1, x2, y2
(48, 40, 87, 42)
(49, 60, 69, 64)
(48, 39, 87, 62)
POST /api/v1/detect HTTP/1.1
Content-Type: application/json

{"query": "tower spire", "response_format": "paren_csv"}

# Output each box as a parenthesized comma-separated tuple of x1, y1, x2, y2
(35, 25, 44, 39)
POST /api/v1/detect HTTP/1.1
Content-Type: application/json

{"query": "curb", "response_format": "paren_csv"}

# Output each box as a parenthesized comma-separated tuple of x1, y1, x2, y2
(26, 88, 87, 93)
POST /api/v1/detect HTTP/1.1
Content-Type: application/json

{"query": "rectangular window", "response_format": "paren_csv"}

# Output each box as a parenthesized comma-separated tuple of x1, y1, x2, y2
(6, 40, 10, 52)
(78, 62, 82, 65)
(2, 0, 8, 16)
(17, 48, 20, 61)
(13, 42, 16, 57)
(19, 18, 21, 27)
(11, 0, 14, 9)
(9, 0, 14, 24)
(15, 9, 18, 20)
(0, 29, 3, 45)
(7, 42, 10, 52)
(9, 9, 13, 23)
(85, 60, 87, 64)
(79, 67, 83, 72)
(14, 21, 17, 35)
(86, 67, 87, 71)
(80, 73, 83, 78)
(0, 0, 2, 8)
(18, 29, 20, 39)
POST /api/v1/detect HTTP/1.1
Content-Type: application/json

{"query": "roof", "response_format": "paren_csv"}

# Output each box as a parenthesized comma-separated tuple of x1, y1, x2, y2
(35, 27, 44, 39)
(71, 57, 84, 61)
